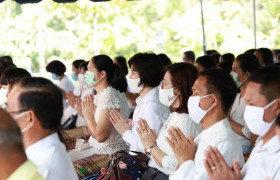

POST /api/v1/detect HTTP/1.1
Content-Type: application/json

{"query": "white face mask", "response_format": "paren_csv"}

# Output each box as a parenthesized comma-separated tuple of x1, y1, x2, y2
(244, 100, 277, 137)
(0, 88, 8, 107)
(188, 94, 214, 124)
(159, 86, 177, 107)
(230, 72, 242, 87)
(14, 111, 31, 133)
(127, 77, 143, 94)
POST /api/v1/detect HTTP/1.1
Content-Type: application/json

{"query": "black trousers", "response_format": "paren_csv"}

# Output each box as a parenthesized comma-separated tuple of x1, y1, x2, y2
(141, 167, 169, 180)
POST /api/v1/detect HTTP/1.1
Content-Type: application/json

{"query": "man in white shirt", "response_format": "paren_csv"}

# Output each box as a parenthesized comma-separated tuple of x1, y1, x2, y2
(6, 77, 78, 180)
(167, 69, 244, 180)
(204, 66, 280, 180)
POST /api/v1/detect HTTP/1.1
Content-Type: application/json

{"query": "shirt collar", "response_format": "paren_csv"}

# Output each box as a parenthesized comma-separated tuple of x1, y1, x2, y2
(136, 87, 158, 105)
(25, 133, 60, 158)
(196, 118, 229, 143)
(256, 135, 280, 154)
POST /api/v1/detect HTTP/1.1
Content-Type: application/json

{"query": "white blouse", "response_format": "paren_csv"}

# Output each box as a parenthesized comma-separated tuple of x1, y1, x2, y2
(69, 87, 129, 161)
(148, 112, 202, 175)
(122, 88, 170, 153)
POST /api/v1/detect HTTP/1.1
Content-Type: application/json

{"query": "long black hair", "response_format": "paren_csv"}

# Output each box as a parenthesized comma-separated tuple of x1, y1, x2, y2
(91, 55, 127, 92)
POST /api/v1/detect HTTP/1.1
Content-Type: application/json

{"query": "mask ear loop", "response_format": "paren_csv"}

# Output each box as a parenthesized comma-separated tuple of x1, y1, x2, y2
(264, 100, 277, 110)
(200, 94, 215, 112)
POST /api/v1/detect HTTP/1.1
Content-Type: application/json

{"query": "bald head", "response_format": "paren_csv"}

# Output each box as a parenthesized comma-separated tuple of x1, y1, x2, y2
(0, 108, 23, 152)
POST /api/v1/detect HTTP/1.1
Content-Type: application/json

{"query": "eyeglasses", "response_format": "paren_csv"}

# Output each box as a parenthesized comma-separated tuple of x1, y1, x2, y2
(7, 109, 29, 115)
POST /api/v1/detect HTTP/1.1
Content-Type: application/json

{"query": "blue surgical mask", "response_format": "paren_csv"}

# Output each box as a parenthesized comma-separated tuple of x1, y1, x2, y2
(71, 72, 78, 81)
(52, 74, 59, 81)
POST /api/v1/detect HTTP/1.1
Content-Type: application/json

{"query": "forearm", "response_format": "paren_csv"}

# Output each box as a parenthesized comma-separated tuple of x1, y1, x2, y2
(150, 146, 166, 167)
(229, 119, 247, 138)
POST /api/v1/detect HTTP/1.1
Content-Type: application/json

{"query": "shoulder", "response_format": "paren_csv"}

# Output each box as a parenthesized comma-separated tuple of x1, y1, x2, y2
(95, 87, 121, 109)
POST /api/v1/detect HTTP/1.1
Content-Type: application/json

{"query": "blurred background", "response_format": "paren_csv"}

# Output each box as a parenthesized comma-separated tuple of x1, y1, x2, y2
(0, 0, 279, 74)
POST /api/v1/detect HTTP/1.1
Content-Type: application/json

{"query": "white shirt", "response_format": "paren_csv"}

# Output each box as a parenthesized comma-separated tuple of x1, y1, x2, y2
(123, 88, 170, 153)
(57, 75, 75, 93)
(149, 112, 202, 175)
(170, 119, 244, 180)
(230, 93, 251, 147)
(26, 133, 78, 180)
(242, 135, 280, 180)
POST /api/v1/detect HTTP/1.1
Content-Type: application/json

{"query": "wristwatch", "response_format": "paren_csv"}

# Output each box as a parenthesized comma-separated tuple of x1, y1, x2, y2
(145, 144, 157, 155)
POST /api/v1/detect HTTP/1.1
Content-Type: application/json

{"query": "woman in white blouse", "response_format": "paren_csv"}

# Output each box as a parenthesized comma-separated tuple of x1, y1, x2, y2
(110, 53, 170, 153)
(229, 53, 260, 153)
(69, 55, 130, 161)
(135, 63, 202, 179)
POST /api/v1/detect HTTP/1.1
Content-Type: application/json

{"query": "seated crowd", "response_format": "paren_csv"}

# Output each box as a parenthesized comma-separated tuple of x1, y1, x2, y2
(0, 47, 279, 180)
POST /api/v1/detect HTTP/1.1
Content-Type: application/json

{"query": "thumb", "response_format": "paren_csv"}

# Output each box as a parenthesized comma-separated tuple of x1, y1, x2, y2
(232, 158, 241, 178)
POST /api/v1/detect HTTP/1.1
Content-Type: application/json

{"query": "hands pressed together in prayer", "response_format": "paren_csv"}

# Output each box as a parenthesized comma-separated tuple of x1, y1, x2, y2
(136, 119, 157, 149)
(109, 109, 132, 135)
(166, 127, 197, 166)
(81, 95, 96, 122)
(203, 146, 242, 180)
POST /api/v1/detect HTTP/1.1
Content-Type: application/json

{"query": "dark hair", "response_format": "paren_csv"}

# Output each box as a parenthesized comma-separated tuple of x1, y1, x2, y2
(167, 63, 198, 113)
(196, 55, 216, 69)
(128, 52, 164, 88)
(72, 59, 85, 69)
(221, 53, 235, 63)
(0, 68, 31, 89)
(276, 115, 280, 127)
(199, 68, 237, 114)
(0, 56, 13, 64)
(244, 49, 256, 55)
(79, 61, 88, 72)
(91, 55, 127, 92)
(235, 53, 260, 74)
(256, 48, 274, 66)
(18, 77, 63, 131)
(206, 50, 220, 64)
(248, 65, 280, 102)
(184, 51, 196, 62)
(0, 61, 16, 77)
(114, 56, 129, 76)
(217, 62, 232, 73)
(46, 60, 66, 76)
(158, 53, 172, 68)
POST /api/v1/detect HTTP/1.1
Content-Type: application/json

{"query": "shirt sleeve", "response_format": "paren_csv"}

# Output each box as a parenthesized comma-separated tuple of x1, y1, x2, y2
(170, 160, 195, 180)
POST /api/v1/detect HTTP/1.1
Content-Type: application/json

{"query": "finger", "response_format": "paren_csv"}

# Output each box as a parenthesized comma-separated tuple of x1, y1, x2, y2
(112, 109, 123, 121)
(168, 128, 179, 144)
(110, 117, 116, 125)
(213, 147, 228, 168)
(174, 127, 185, 141)
(203, 159, 214, 176)
(166, 137, 175, 149)
(142, 119, 150, 130)
(136, 127, 142, 137)
(138, 120, 146, 131)
(110, 110, 120, 123)
(170, 128, 183, 142)
(208, 146, 222, 168)
(204, 146, 216, 169)
(232, 158, 241, 178)
(188, 135, 195, 145)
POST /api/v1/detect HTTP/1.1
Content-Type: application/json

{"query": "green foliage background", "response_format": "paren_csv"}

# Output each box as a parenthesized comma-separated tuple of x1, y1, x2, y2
(0, 0, 279, 72)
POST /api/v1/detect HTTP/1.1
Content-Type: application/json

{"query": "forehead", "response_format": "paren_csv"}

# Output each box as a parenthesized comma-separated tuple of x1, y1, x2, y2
(244, 82, 267, 103)
(193, 76, 207, 91)
(6, 85, 22, 108)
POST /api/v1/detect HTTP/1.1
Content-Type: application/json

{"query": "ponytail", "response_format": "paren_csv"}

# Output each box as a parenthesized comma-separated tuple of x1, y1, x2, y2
(111, 64, 127, 93)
